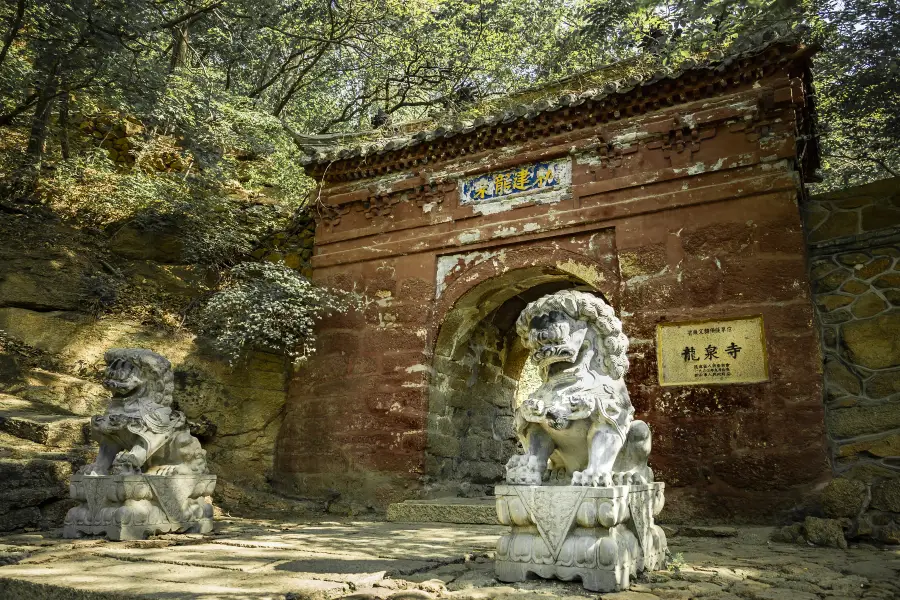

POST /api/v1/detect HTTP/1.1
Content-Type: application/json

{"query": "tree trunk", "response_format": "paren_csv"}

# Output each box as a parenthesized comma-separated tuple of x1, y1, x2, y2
(58, 84, 70, 160)
(4, 52, 62, 202)
(26, 63, 60, 159)
(0, 0, 26, 71)
(170, 22, 190, 69)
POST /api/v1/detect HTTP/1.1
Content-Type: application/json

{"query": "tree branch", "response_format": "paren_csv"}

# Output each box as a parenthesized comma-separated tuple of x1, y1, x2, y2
(0, 0, 26, 70)
(823, 151, 900, 178)
(153, 1, 224, 31)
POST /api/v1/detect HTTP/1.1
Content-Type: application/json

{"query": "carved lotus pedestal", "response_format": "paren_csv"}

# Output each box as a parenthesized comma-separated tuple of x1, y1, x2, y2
(64, 474, 216, 540)
(495, 483, 667, 592)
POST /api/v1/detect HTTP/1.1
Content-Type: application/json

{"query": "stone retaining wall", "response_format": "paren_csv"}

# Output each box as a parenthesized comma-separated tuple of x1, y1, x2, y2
(804, 177, 900, 543)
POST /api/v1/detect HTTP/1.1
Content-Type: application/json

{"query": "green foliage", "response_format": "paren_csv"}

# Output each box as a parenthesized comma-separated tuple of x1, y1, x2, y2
(665, 550, 686, 573)
(812, 0, 900, 189)
(40, 145, 295, 267)
(2, 0, 897, 199)
(197, 262, 357, 365)
(0, 0, 897, 367)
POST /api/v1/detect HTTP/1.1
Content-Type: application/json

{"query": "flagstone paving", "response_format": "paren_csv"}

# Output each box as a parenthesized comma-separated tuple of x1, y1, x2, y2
(0, 519, 898, 600)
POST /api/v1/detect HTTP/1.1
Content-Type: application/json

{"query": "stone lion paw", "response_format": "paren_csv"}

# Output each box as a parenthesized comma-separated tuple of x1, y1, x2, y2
(77, 462, 103, 476)
(628, 471, 649, 485)
(612, 471, 633, 485)
(571, 467, 612, 487)
(544, 467, 569, 485)
(111, 451, 141, 475)
(147, 465, 181, 476)
(505, 455, 543, 485)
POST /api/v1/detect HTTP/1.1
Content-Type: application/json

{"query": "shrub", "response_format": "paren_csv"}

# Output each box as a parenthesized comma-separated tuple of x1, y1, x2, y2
(197, 261, 356, 365)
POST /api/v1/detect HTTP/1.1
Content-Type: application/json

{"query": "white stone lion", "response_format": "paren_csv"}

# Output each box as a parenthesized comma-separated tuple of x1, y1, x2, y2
(79, 349, 208, 476)
(505, 290, 653, 487)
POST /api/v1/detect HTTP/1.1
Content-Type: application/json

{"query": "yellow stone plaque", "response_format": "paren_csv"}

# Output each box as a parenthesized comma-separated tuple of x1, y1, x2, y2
(656, 316, 768, 386)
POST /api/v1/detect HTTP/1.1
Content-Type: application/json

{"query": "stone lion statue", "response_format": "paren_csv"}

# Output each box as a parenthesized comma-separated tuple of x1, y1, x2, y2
(505, 290, 653, 487)
(79, 349, 208, 476)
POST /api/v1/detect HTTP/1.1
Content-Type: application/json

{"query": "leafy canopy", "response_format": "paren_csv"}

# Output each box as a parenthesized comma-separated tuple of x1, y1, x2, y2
(0, 0, 896, 361)
(1, 0, 897, 194)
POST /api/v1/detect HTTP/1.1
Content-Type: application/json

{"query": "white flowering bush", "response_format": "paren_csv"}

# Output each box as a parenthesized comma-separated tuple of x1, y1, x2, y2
(198, 262, 356, 365)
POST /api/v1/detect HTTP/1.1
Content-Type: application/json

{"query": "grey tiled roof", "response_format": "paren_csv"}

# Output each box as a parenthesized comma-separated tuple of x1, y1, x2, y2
(299, 24, 806, 167)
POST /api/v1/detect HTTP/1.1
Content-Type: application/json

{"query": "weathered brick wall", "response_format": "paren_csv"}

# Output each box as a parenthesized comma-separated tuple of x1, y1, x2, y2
(804, 178, 900, 542)
(276, 52, 829, 521)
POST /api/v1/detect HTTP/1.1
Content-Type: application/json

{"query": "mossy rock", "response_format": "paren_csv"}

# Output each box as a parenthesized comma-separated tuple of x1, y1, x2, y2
(803, 516, 848, 549)
(841, 312, 900, 370)
(852, 292, 887, 318)
(822, 477, 867, 518)
(837, 432, 900, 458)
(824, 358, 862, 396)
(841, 279, 870, 295)
(866, 370, 900, 398)
(818, 294, 854, 312)
(828, 402, 900, 437)
(871, 479, 900, 513)
(809, 212, 859, 243)
(857, 257, 892, 280)
(815, 268, 852, 293)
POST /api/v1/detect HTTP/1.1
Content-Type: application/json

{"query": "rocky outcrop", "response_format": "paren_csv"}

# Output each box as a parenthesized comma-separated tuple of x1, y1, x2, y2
(0, 427, 94, 531)
(0, 251, 90, 312)
(0, 395, 90, 447)
(0, 212, 315, 531)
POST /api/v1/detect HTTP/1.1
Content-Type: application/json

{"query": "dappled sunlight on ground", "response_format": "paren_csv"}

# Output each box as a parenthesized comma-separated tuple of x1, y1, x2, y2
(0, 519, 898, 599)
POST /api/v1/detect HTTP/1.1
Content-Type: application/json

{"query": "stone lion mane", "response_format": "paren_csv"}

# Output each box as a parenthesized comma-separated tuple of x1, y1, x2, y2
(106, 348, 175, 403)
(80, 348, 207, 476)
(514, 290, 630, 379)
(506, 288, 652, 487)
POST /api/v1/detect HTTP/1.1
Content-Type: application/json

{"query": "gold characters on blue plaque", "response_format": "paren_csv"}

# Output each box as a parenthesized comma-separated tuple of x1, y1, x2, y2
(460, 159, 570, 205)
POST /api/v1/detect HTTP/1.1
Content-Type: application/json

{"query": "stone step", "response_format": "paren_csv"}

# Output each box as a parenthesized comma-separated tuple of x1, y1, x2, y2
(0, 394, 90, 447)
(0, 456, 74, 531)
(0, 431, 96, 532)
(387, 497, 497, 525)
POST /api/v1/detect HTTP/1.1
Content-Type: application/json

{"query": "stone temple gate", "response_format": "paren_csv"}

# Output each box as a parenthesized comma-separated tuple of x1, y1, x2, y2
(275, 36, 829, 521)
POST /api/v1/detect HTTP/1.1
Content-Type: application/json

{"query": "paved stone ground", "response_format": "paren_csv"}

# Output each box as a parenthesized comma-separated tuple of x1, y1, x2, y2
(0, 519, 898, 600)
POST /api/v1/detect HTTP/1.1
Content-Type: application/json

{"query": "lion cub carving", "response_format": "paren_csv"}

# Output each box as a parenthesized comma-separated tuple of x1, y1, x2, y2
(79, 349, 208, 476)
(506, 290, 653, 487)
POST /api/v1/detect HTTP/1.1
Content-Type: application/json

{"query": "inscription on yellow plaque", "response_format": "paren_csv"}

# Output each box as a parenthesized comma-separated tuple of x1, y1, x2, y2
(656, 316, 768, 386)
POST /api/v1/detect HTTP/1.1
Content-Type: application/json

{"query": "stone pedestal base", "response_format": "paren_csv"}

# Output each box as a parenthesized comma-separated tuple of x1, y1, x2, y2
(495, 483, 667, 592)
(64, 474, 216, 540)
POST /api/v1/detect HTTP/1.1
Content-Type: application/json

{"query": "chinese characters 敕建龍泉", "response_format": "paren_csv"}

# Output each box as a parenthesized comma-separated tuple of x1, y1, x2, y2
(461, 159, 565, 204)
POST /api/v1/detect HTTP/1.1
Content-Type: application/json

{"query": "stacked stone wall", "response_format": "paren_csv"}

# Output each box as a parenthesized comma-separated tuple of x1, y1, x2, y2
(804, 177, 900, 543)
(425, 322, 519, 498)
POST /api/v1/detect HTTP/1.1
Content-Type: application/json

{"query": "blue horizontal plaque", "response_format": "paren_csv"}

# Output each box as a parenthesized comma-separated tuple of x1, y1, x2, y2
(459, 158, 571, 205)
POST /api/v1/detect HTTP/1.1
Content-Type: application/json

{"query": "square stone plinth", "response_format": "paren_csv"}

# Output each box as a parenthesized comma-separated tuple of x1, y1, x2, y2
(495, 483, 667, 592)
(64, 473, 216, 540)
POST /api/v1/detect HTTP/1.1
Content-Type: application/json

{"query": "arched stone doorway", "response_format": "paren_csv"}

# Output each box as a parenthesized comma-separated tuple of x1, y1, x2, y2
(424, 263, 613, 498)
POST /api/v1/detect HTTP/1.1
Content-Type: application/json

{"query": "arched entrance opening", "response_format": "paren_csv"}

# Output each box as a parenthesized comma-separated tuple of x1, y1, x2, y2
(424, 265, 610, 498)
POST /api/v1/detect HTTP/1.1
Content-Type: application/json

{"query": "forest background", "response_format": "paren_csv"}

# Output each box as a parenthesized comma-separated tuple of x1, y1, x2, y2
(0, 0, 897, 361)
